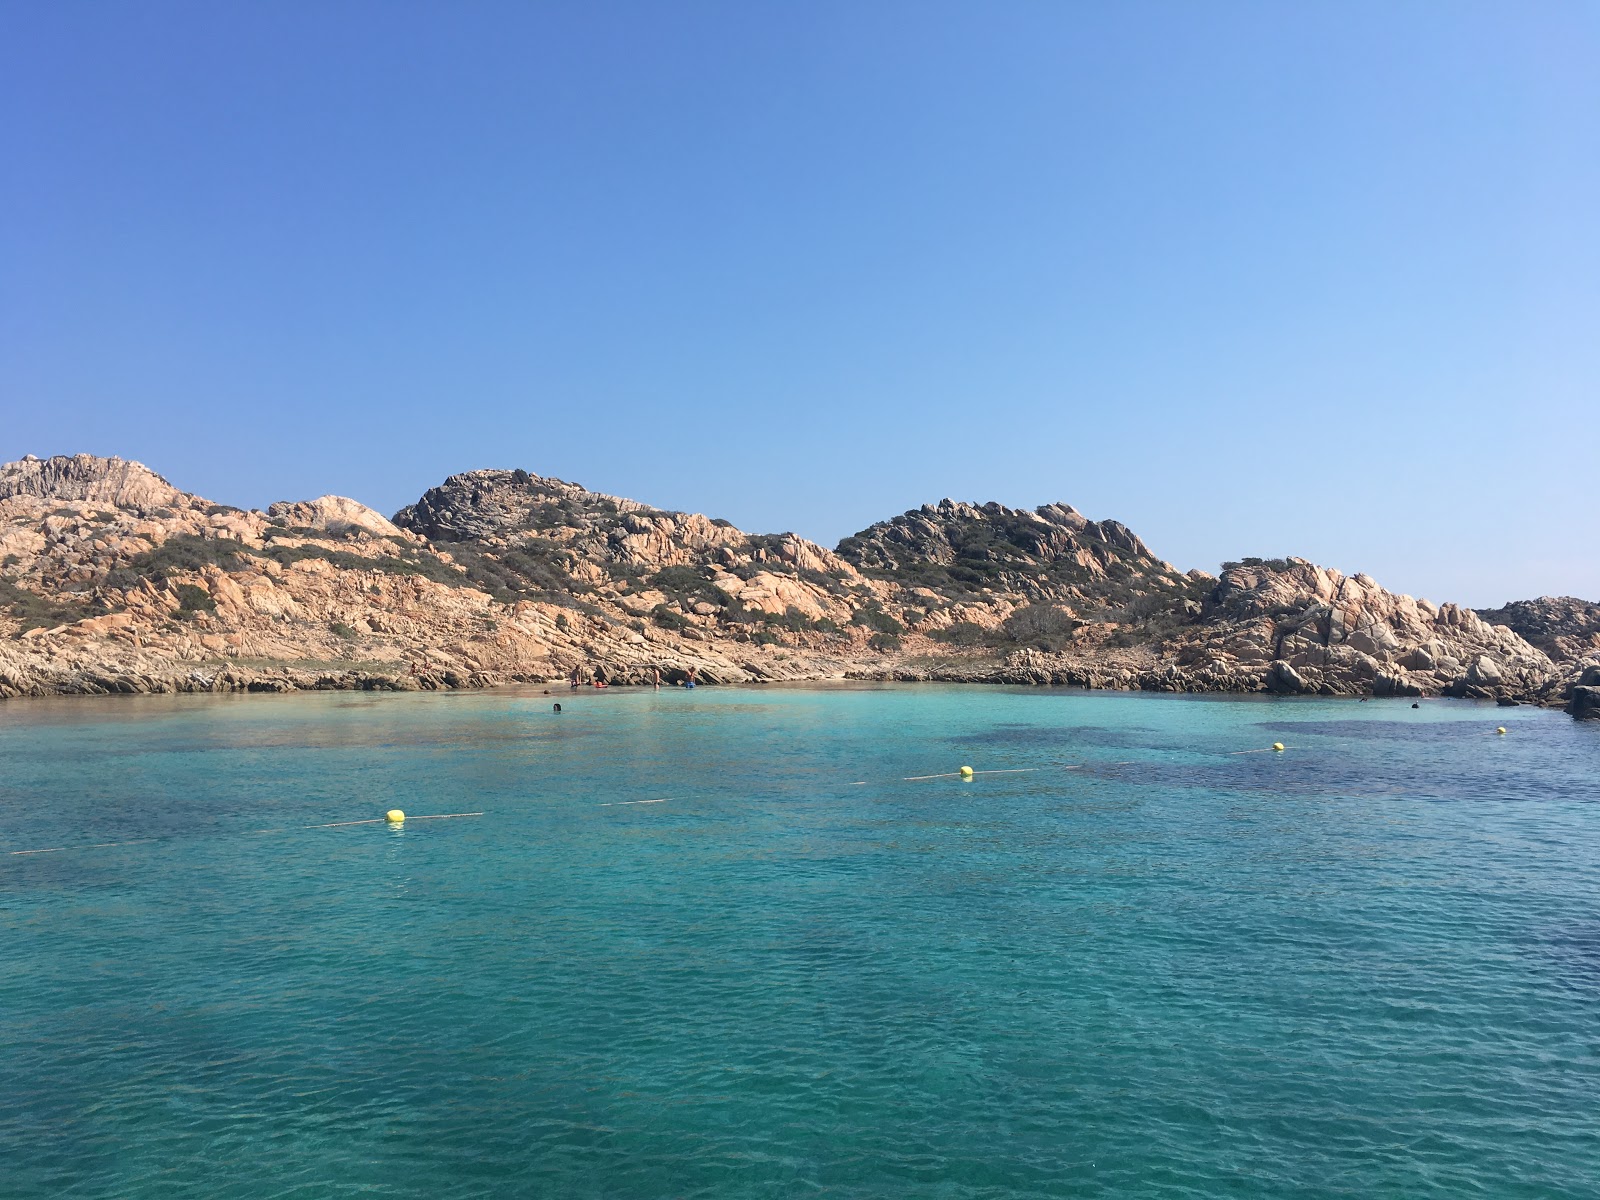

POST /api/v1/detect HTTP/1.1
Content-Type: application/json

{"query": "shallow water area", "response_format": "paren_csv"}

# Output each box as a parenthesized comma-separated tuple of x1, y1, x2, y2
(3, 684, 1598, 1197)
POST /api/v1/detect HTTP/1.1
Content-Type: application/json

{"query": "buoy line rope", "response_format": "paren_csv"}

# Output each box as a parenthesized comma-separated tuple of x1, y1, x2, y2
(7, 813, 486, 857)
(598, 798, 670, 807)
(10, 838, 159, 857)
(903, 768, 1041, 781)
(297, 812, 484, 830)
(902, 749, 1291, 781)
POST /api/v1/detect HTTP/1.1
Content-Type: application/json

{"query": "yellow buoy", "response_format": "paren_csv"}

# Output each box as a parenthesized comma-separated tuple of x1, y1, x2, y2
(385, 809, 405, 824)
(1496, 727, 1506, 735)
(1272, 743, 1285, 752)
(958, 765, 974, 779)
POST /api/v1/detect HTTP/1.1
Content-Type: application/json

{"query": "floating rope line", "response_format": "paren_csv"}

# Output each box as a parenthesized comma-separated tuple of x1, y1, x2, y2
(599, 798, 669, 807)
(10, 838, 158, 857)
(303, 812, 484, 829)
(9, 814, 485, 857)
(903, 768, 1041, 781)
(320, 812, 480, 832)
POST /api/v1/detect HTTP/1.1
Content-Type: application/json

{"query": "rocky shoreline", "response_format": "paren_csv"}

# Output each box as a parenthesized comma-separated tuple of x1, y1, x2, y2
(9, 658, 1593, 725)
(3, 454, 1596, 718)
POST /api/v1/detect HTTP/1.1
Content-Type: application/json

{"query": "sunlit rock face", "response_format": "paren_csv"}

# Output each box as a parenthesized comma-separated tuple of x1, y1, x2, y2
(0, 453, 1583, 710)
(0, 454, 191, 512)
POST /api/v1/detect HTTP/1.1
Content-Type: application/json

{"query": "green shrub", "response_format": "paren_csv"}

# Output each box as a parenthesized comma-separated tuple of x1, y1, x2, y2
(649, 565, 710, 596)
(109, 534, 245, 584)
(760, 605, 817, 633)
(651, 603, 689, 630)
(850, 604, 904, 635)
(868, 632, 903, 652)
(928, 621, 991, 647)
(330, 621, 358, 640)
(256, 540, 467, 587)
(518, 502, 571, 531)
(647, 566, 738, 618)
(1222, 557, 1292, 573)
(719, 597, 765, 625)
(1002, 603, 1080, 652)
(442, 542, 586, 602)
(173, 583, 215, 613)
(0, 578, 95, 634)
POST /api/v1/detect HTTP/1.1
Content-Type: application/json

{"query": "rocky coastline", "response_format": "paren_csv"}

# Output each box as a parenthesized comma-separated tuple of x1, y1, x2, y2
(2, 454, 1596, 718)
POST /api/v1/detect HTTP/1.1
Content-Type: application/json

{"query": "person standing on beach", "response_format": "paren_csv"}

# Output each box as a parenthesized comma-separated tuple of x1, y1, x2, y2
(652, 667, 660, 690)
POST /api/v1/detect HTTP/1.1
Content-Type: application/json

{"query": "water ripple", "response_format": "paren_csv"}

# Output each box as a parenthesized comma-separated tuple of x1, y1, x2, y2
(2, 686, 1597, 1197)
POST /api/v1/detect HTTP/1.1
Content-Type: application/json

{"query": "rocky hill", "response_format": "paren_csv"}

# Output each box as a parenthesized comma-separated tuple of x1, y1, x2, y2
(837, 499, 1203, 606)
(0, 456, 905, 698)
(1176, 558, 1553, 700)
(0, 453, 1590, 714)
(1475, 596, 1600, 720)
(1477, 596, 1600, 663)
(391, 467, 871, 630)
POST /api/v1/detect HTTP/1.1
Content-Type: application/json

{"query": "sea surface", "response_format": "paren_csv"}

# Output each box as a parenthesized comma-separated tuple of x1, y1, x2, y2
(2, 684, 1597, 1198)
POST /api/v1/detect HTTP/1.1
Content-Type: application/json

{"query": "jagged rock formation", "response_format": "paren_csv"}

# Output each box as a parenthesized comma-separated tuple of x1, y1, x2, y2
(1476, 596, 1600, 718)
(1174, 559, 1556, 699)
(393, 468, 865, 618)
(0, 454, 1588, 713)
(0, 457, 878, 698)
(266, 495, 401, 539)
(0, 453, 189, 511)
(1477, 597, 1600, 663)
(831, 498, 1210, 660)
(837, 499, 1199, 602)
(1566, 666, 1600, 720)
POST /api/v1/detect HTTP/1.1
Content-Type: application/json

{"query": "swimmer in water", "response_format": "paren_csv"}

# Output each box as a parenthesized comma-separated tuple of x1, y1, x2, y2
(553, 702, 562, 713)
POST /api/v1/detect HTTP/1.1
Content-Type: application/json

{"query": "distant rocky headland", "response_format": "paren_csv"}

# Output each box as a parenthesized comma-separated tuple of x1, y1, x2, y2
(2, 453, 1597, 718)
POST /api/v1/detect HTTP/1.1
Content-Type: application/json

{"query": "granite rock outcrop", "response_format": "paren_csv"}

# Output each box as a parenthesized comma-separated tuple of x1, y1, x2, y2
(0, 454, 1587, 714)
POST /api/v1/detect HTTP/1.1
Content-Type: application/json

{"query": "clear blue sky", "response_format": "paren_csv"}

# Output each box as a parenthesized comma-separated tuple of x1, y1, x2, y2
(3, 2, 1596, 607)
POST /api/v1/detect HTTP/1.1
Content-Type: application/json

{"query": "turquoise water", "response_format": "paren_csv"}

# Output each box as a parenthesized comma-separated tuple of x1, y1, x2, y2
(2, 685, 1598, 1198)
